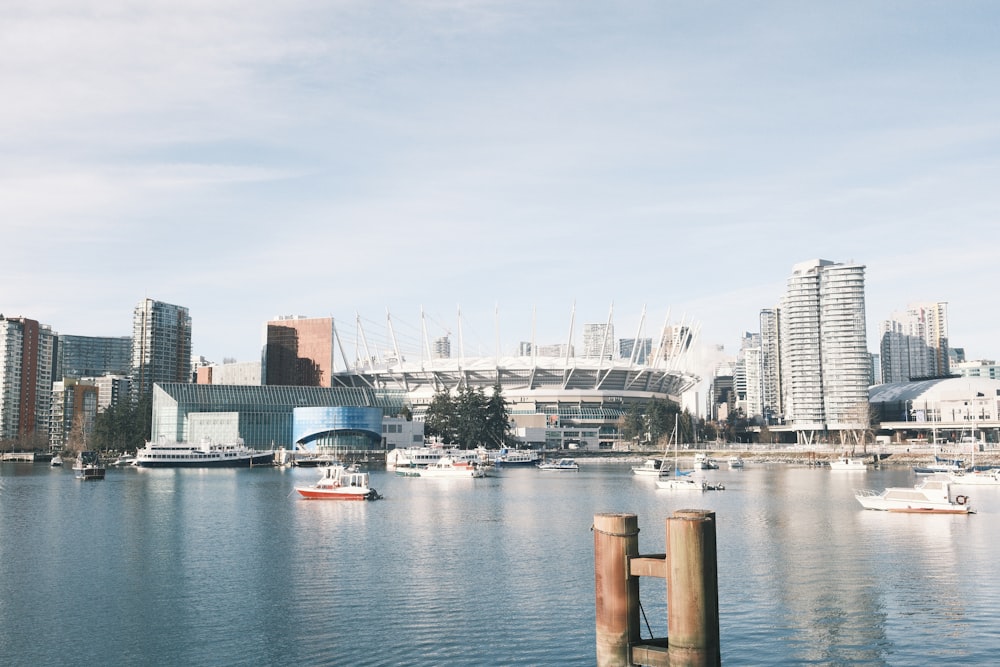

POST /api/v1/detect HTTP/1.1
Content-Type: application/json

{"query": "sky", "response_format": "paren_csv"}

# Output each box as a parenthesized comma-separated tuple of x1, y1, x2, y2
(3, 1, 1000, 376)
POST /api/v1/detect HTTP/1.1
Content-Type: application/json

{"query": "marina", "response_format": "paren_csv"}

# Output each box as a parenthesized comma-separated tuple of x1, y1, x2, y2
(3, 458, 1000, 665)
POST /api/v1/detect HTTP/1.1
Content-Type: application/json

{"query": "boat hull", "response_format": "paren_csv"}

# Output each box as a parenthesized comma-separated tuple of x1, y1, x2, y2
(134, 453, 275, 468)
(295, 487, 376, 500)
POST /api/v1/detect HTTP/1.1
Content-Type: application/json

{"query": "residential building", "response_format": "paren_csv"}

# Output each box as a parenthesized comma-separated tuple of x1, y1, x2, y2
(582, 323, 614, 360)
(55, 334, 131, 379)
(50, 379, 99, 450)
(619, 338, 652, 364)
(778, 259, 869, 442)
(759, 308, 782, 424)
(879, 302, 950, 382)
(131, 298, 192, 397)
(0, 316, 57, 446)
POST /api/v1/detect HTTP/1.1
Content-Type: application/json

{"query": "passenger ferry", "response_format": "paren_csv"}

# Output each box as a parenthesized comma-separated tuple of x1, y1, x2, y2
(134, 437, 275, 468)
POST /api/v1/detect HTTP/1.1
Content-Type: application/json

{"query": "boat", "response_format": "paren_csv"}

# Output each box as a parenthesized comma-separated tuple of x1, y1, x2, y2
(829, 456, 869, 471)
(50, 455, 63, 467)
(74, 451, 105, 480)
(693, 452, 719, 470)
(292, 453, 341, 468)
(727, 456, 744, 469)
(855, 478, 973, 513)
(295, 464, 381, 500)
(492, 448, 540, 467)
(72, 450, 100, 471)
(386, 446, 479, 470)
(631, 458, 671, 476)
(948, 468, 1000, 485)
(110, 454, 135, 467)
(536, 458, 580, 472)
(398, 456, 486, 478)
(77, 463, 106, 480)
(133, 437, 275, 468)
(655, 422, 724, 490)
(913, 447, 967, 475)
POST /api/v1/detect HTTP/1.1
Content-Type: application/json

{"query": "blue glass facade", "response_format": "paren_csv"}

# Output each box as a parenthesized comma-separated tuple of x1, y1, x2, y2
(292, 406, 383, 449)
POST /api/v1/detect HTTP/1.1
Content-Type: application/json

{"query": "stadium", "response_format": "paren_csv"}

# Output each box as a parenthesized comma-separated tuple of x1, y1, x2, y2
(328, 308, 705, 450)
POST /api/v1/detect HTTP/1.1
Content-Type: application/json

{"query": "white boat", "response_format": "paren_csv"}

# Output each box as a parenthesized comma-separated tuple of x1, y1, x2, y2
(537, 458, 580, 472)
(829, 456, 869, 471)
(655, 423, 724, 490)
(110, 454, 136, 467)
(656, 476, 708, 491)
(50, 455, 63, 467)
(295, 465, 381, 500)
(693, 452, 719, 470)
(398, 456, 485, 478)
(492, 448, 540, 467)
(631, 458, 671, 476)
(727, 456, 744, 469)
(948, 468, 1000, 485)
(133, 437, 274, 468)
(855, 478, 973, 513)
(386, 446, 479, 470)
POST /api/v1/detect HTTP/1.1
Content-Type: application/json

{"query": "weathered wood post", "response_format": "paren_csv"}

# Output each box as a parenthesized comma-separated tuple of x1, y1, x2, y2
(594, 512, 640, 666)
(666, 509, 721, 667)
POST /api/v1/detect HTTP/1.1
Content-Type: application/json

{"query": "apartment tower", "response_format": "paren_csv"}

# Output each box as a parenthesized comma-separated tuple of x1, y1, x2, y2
(0, 316, 57, 445)
(779, 259, 869, 442)
(131, 299, 192, 397)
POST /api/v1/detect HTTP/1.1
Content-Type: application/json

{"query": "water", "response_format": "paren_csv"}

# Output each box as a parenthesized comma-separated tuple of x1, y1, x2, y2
(2, 461, 999, 666)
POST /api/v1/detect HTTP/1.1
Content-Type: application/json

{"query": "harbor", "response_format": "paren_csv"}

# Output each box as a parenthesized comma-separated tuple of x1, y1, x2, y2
(3, 458, 1000, 665)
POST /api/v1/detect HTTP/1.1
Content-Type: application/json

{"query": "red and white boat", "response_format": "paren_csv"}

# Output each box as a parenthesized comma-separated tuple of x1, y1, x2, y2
(295, 465, 382, 500)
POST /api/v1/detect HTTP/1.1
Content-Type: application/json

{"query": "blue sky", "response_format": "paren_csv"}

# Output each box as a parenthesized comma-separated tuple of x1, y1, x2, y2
(3, 1, 999, 373)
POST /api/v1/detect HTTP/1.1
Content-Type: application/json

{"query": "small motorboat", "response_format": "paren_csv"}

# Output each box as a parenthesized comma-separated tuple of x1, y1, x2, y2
(631, 458, 670, 476)
(727, 456, 744, 469)
(537, 458, 580, 472)
(829, 456, 868, 471)
(295, 465, 381, 500)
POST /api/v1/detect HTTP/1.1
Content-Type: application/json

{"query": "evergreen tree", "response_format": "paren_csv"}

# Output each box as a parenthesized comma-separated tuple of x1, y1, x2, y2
(484, 382, 512, 448)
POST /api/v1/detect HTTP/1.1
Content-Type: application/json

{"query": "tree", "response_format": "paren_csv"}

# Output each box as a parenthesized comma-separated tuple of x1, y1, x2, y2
(619, 403, 646, 445)
(91, 391, 153, 453)
(423, 389, 455, 442)
(454, 385, 488, 448)
(484, 382, 512, 448)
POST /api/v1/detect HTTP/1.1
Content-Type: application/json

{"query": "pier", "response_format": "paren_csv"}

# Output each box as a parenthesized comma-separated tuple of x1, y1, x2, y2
(594, 511, 721, 667)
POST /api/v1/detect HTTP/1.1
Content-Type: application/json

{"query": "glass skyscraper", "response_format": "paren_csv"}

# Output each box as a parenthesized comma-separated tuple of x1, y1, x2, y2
(132, 299, 192, 397)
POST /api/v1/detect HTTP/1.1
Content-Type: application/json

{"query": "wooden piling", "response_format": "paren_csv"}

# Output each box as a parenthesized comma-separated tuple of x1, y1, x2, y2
(593, 513, 640, 667)
(666, 509, 721, 667)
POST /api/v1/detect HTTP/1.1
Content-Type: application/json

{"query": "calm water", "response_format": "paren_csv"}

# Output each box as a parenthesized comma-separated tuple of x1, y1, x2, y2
(2, 460, 999, 666)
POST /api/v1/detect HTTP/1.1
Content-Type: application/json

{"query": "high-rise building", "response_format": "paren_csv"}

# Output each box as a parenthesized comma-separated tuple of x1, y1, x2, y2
(0, 316, 57, 445)
(779, 259, 869, 438)
(433, 336, 451, 359)
(263, 316, 335, 387)
(131, 299, 192, 397)
(736, 332, 763, 423)
(759, 308, 782, 424)
(879, 302, 950, 383)
(56, 334, 132, 379)
(619, 338, 652, 364)
(582, 323, 614, 360)
(50, 379, 99, 450)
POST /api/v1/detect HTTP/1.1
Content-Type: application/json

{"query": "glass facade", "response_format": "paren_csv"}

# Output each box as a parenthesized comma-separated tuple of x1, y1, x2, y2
(292, 406, 383, 449)
(151, 383, 407, 449)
